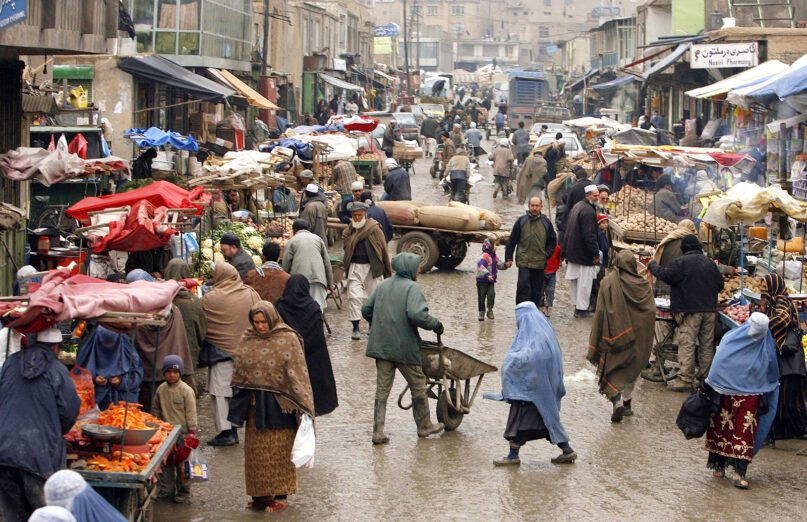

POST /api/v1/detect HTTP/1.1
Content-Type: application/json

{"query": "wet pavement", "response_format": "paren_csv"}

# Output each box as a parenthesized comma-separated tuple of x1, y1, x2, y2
(158, 140, 807, 521)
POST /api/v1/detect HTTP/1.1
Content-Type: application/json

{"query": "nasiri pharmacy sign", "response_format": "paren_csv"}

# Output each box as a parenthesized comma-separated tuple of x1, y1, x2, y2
(691, 42, 758, 69)
(0, 0, 26, 30)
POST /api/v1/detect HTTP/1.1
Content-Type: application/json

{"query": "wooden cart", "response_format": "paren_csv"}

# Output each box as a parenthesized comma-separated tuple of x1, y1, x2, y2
(394, 225, 510, 272)
(76, 427, 181, 522)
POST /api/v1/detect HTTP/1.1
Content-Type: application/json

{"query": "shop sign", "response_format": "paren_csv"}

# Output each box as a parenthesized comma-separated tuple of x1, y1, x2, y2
(374, 37, 392, 55)
(691, 42, 758, 69)
(373, 23, 399, 37)
(333, 58, 347, 71)
(0, 0, 27, 30)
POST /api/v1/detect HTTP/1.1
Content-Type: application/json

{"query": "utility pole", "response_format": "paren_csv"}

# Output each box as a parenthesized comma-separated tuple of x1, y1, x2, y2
(402, 0, 411, 95)
(415, 1, 420, 73)
(261, 0, 270, 76)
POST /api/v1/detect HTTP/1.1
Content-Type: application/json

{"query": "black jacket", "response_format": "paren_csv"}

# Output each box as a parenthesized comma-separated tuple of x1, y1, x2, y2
(505, 213, 556, 266)
(384, 167, 412, 201)
(565, 178, 591, 212)
(649, 251, 724, 313)
(367, 204, 394, 242)
(562, 200, 599, 266)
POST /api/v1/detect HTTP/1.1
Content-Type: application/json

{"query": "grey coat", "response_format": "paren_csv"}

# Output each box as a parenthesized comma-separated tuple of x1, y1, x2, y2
(282, 230, 333, 287)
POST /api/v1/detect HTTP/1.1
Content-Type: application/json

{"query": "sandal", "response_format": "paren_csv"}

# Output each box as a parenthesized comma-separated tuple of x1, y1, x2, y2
(265, 500, 288, 512)
(247, 497, 273, 510)
(712, 469, 725, 478)
(732, 476, 749, 490)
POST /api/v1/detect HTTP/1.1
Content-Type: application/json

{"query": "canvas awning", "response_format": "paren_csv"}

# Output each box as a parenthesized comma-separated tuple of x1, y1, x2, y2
(642, 44, 690, 81)
(685, 60, 788, 99)
(727, 54, 807, 107)
(373, 69, 399, 83)
(318, 72, 363, 92)
(217, 69, 280, 110)
(118, 55, 235, 102)
(590, 75, 637, 93)
(568, 68, 599, 91)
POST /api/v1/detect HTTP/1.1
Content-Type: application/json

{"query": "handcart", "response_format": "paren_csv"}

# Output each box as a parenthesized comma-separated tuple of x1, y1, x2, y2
(398, 336, 497, 430)
(640, 297, 679, 384)
(327, 256, 345, 309)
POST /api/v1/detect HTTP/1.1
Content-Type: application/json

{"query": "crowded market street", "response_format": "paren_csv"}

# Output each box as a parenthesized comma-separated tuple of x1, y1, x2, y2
(155, 145, 807, 521)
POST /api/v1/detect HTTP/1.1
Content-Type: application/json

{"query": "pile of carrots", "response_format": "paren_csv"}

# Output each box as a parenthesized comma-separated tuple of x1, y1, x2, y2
(96, 402, 149, 430)
(86, 452, 148, 473)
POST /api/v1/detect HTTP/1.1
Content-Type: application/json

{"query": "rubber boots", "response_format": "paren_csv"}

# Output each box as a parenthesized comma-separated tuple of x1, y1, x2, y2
(372, 399, 390, 445)
(412, 398, 444, 437)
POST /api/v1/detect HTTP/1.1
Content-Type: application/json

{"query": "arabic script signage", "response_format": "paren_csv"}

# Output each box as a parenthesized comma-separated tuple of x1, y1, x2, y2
(691, 42, 758, 69)
(0, 0, 27, 30)
(373, 24, 399, 37)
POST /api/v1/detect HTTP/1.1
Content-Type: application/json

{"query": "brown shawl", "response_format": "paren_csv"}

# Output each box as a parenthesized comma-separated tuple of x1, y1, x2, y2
(342, 218, 392, 278)
(587, 249, 655, 399)
(516, 153, 548, 204)
(231, 301, 315, 416)
(202, 262, 260, 356)
(134, 304, 194, 381)
(653, 219, 696, 264)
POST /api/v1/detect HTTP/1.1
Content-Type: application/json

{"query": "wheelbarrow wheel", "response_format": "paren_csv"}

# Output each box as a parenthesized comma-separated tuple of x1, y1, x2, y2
(437, 388, 464, 431)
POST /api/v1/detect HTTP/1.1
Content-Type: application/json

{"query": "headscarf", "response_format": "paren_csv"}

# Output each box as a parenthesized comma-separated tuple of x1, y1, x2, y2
(163, 258, 191, 280)
(231, 301, 314, 416)
(44, 469, 127, 522)
(276, 275, 338, 416)
(202, 262, 260, 356)
(76, 325, 143, 408)
(125, 269, 154, 283)
(29, 506, 76, 522)
(499, 302, 569, 444)
(653, 219, 696, 263)
(762, 273, 796, 351)
(134, 304, 194, 381)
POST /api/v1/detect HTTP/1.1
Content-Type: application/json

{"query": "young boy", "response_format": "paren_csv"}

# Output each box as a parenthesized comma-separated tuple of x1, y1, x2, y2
(154, 355, 198, 503)
(476, 238, 503, 321)
(543, 245, 561, 318)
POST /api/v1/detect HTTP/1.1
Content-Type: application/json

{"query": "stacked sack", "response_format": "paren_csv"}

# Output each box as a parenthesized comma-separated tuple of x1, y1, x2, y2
(376, 200, 502, 231)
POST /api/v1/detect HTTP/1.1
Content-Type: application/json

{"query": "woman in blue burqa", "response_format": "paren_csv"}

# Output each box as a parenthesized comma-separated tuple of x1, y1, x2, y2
(76, 324, 143, 410)
(488, 302, 576, 466)
(704, 312, 779, 489)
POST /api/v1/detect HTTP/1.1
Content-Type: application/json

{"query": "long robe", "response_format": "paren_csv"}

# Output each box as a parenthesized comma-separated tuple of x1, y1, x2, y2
(587, 250, 655, 399)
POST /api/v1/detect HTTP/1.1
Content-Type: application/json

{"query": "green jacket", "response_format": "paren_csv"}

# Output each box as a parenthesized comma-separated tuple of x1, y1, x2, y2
(362, 253, 441, 365)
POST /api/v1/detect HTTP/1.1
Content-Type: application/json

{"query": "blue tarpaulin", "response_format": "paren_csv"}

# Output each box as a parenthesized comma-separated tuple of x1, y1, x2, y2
(262, 138, 314, 162)
(771, 55, 807, 98)
(124, 127, 199, 152)
(591, 75, 637, 93)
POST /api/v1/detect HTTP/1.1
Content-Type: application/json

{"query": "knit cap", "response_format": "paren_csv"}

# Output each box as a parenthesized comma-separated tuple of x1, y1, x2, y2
(162, 354, 185, 375)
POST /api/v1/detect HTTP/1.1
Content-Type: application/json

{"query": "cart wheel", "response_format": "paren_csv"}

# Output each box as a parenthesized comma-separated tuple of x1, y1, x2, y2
(437, 388, 464, 431)
(640, 343, 680, 383)
(434, 240, 467, 270)
(397, 231, 439, 272)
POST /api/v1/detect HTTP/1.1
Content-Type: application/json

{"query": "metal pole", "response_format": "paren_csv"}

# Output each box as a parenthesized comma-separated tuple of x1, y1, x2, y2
(261, 0, 270, 77)
(402, 0, 411, 95)
(415, 2, 420, 73)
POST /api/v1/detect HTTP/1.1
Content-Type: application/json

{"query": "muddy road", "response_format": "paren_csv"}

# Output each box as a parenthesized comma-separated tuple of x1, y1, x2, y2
(158, 140, 807, 521)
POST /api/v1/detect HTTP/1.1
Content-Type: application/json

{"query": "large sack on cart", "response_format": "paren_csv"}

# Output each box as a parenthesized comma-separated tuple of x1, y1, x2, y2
(417, 205, 480, 231)
(377, 200, 421, 226)
(448, 201, 501, 230)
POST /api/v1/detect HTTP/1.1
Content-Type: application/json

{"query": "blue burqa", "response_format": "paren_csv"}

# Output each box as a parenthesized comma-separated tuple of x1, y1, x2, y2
(705, 320, 780, 454)
(76, 326, 143, 410)
(486, 302, 570, 444)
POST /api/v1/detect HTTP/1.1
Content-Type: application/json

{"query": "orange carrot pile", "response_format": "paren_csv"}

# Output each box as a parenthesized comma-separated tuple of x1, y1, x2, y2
(96, 402, 148, 429)
(86, 453, 145, 473)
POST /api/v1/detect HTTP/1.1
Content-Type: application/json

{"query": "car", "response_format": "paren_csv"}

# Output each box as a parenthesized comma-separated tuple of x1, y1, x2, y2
(533, 104, 571, 123)
(419, 103, 445, 120)
(533, 132, 584, 156)
(529, 122, 571, 146)
(391, 112, 420, 144)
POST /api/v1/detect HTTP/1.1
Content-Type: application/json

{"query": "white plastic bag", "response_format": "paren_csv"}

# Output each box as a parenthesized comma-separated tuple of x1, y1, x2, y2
(291, 414, 315, 468)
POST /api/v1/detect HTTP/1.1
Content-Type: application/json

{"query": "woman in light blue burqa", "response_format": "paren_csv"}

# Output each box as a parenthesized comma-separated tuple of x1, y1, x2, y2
(488, 302, 576, 466)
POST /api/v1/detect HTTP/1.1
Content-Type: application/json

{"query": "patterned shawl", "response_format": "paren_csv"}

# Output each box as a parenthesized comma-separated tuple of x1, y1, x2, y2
(231, 301, 314, 416)
(762, 273, 796, 352)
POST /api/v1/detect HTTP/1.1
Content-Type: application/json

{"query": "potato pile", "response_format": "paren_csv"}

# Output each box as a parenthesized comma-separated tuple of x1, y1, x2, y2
(610, 186, 677, 234)
(358, 153, 377, 161)
(719, 275, 764, 303)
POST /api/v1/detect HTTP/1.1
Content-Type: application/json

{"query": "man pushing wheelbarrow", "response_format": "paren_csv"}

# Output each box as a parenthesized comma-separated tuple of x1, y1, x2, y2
(362, 252, 445, 444)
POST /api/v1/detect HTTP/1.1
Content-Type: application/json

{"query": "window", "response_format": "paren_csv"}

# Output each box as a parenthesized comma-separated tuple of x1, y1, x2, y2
(451, 6, 464, 16)
(539, 26, 549, 38)
(544, 0, 551, 5)
(427, 6, 438, 16)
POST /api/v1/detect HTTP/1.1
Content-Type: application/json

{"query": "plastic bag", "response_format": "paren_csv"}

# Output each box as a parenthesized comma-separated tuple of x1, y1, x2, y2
(70, 365, 96, 417)
(291, 414, 315, 468)
(185, 448, 209, 481)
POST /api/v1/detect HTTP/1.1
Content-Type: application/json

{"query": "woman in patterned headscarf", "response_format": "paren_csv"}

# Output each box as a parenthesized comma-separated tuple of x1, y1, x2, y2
(227, 301, 314, 513)
(761, 274, 807, 441)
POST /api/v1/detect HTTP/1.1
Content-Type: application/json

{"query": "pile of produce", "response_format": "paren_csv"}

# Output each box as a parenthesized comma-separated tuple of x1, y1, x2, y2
(357, 153, 378, 161)
(199, 221, 267, 278)
(719, 276, 764, 303)
(610, 185, 678, 234)
(723, 304, 750, 324)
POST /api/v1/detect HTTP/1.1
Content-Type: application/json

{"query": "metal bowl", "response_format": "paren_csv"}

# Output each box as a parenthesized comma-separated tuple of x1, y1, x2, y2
(81, 423, 159, 445)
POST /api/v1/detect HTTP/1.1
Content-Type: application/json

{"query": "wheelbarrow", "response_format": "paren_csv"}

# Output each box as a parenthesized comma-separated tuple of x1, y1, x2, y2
(327, 256, 345, 310)
(398, 335, 497, 431)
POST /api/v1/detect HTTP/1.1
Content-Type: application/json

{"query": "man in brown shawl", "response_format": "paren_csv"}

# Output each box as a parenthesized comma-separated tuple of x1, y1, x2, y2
(587, 249, 655, 422)
(244, 241, 290, 304)
(227, 301, 314, 513)
(516, 150, 548, 205)
(202, 262, 261, 446)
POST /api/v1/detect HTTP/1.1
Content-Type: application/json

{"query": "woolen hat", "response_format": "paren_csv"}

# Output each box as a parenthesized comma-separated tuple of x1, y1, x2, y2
(299, 169, 314, 179)
(350, 180, 364, 191)
(597, 184, 610, 194)
(681, 234, 701, 253)
(348, 201, 369, 213)
(305, 183, 319, 193)
(44, 469, 86, 510)
(596, 213, 609, 224)
(36, 328, 63, 344)
(219, 232, 241, 247)
(162, 354, 184, 375)
(385, 158, 398, 169)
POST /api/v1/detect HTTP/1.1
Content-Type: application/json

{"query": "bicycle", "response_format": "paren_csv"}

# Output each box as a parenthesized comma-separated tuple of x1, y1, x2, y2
(640, 298, 680, 384)
(33, 196, 75, 232)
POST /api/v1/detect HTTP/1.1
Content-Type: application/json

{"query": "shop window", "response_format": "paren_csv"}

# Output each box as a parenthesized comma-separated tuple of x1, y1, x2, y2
(158, 0, 178, 29)
(539, 26, 549, 38)
(427, 6, 438, 16)
(132, 0, 154, 29)
(179, 32, 200, 55)
(155, 32, 177, 54)
(136, 32, 154, 52)
(544, 0, 552, 5)
(180, 0, 200, 30)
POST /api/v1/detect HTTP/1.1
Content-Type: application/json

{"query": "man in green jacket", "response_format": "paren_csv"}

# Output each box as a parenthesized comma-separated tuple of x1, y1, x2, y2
(362, 253, 445, 444)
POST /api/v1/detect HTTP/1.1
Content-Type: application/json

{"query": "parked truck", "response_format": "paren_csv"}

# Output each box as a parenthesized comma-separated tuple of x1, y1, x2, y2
(507, 71, 550, 130)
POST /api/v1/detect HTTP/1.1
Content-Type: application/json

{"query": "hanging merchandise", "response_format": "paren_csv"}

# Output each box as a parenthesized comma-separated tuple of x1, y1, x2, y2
(68, 133, 88, 159)
(56, 134, 69, 154)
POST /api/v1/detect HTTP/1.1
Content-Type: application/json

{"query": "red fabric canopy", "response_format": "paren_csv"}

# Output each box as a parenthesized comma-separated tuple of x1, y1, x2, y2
(90, 200, 178, 253)
(67, 181, 209, 223)
(330, 115, 379, 132)
(706, 152, 754, 168)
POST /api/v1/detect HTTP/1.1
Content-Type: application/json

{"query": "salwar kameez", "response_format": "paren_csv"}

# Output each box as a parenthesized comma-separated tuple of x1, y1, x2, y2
(705, 394, 760, 477)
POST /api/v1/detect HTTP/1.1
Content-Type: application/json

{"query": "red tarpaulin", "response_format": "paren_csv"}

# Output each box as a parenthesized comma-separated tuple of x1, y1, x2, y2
(90, 200, 177, 253)
(0, 270, 181, 333)
(330, 115, 379, 132)
(67, 181, 209, 223)
(706, 152, 755, 168)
